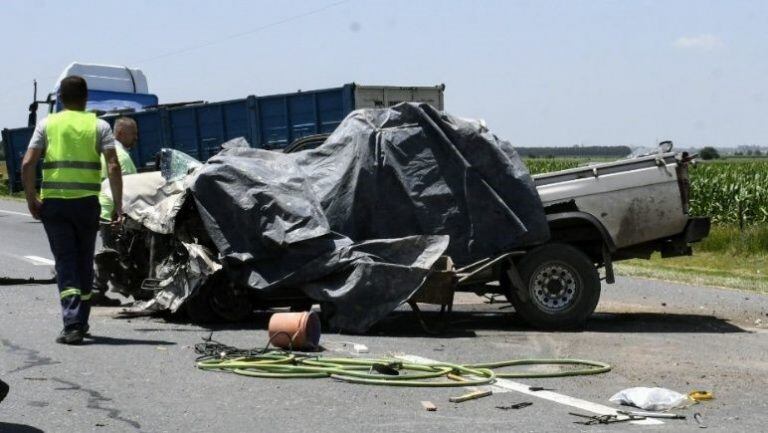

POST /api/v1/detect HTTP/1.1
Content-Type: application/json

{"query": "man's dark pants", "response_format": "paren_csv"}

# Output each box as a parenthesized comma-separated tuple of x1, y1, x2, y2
(40, 196, 100, 330)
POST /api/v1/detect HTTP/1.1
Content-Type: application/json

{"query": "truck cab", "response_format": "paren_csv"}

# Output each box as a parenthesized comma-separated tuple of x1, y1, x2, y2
(46, 62, 158, 115)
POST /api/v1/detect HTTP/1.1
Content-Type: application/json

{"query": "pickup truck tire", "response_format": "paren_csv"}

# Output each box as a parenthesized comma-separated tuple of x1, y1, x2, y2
(501, 243, 600, 329)
(184, 273, 252, 323)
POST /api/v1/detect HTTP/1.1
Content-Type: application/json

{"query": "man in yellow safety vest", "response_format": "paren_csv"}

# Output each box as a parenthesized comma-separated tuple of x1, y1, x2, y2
(22, 75, 124, 345)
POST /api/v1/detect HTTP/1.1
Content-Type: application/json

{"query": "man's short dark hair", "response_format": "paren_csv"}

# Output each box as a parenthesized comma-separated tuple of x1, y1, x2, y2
(59, 75, 88, 107)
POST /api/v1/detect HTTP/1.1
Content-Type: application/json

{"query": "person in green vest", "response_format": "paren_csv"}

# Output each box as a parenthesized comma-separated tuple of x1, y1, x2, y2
(92, 117, 138, 305)
(21, 75, 124, 345)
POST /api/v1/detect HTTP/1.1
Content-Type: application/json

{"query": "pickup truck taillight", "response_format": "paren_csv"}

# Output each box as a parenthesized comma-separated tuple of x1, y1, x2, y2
(675, 152, 694, 214)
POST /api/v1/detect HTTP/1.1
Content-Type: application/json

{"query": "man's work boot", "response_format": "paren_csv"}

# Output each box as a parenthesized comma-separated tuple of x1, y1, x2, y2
(55, 326, 85, 345)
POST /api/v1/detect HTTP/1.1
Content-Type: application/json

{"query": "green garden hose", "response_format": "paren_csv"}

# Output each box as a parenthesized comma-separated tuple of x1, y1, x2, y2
(196, 351, 611, 387)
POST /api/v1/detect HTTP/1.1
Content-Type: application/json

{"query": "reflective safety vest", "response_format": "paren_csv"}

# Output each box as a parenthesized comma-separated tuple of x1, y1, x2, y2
(41, 111, 101, 199)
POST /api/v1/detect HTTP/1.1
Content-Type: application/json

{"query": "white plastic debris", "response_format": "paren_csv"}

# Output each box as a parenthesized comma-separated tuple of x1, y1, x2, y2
(325, 341, 370, 355)
(609, 387, 690, 411)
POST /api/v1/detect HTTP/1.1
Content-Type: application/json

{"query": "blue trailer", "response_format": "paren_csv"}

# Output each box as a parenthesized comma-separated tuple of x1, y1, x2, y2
(2, 83, 445, 193)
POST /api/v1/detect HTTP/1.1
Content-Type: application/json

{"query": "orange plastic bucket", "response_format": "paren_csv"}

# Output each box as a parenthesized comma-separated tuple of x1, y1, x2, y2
(268, 311, 321, 351)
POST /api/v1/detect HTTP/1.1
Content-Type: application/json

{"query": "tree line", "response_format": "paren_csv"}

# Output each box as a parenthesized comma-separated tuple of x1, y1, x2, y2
(516, 146, 632, 158)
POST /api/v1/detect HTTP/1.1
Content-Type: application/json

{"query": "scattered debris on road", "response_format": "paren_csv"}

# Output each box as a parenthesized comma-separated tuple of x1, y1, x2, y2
(421, 401, 437, 411)
(495, 402, 533, 410)
(528, 386, 555, 392)
(193, 333, 612, 387)
(267, 311, 321, 351)
(609, 386, 691, 411)
(689, 390, 715, 401)
(569, 412, 646, 425)
(616, 409, 686, 419)
(449, 390, 493, 403)
(694, 412, 707, 428)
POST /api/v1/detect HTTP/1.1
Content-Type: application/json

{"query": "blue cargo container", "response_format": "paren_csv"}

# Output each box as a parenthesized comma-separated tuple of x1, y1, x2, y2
(2, 83, 444, 192)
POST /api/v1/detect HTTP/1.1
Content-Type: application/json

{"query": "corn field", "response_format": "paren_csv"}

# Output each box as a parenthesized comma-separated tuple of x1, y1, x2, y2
(525, 157, 768, 228)
(688, 160, 768, 227)
(525, 158, 583, 175)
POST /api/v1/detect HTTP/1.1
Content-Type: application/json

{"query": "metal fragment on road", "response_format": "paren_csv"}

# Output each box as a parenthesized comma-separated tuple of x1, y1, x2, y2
(694, 412, 707, 428)
(496, 402, 533, 410)
(421, 401, 437, 411)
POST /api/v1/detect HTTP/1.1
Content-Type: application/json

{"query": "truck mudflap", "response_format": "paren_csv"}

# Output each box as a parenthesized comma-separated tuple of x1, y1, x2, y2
(684, 216, 711, 243)
(660, 216, 711, 258)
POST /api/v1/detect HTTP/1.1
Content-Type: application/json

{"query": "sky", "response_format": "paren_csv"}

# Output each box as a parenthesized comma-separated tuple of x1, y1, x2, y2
(1, 0, 766, 148)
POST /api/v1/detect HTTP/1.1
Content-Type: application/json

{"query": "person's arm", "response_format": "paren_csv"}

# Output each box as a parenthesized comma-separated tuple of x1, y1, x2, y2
(102, 148, 123, 223)
(21, 147, 43, 219)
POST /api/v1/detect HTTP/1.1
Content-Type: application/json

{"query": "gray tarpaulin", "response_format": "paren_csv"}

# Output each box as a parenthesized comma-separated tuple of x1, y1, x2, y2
(190, 138, 450, 331)
(290, 103, 550, 264)
(187, 103, 548, 331)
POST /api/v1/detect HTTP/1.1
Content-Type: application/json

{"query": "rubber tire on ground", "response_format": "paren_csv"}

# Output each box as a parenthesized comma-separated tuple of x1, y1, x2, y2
(184, 274, 254, 323)
(501, 243, 601, 330)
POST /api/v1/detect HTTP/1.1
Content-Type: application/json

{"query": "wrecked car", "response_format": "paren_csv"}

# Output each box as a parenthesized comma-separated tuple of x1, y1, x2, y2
(97, 103, 709, 331)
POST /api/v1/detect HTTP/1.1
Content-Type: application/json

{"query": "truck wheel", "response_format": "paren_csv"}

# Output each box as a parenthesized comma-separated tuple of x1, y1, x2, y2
(500, 243, 600, 329)
(210, 286, 253, 322)
(184, 282, 219, 324)
(189, 272, 253, 323)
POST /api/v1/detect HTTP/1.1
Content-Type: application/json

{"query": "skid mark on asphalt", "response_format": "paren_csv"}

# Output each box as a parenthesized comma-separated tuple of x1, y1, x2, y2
(51, 378, 141, 430)
(1, 339, 60, 373)
(398, 354, 664, 426)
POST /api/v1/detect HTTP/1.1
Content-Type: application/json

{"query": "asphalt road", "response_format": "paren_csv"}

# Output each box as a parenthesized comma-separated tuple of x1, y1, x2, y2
(1, 198, 767, 433)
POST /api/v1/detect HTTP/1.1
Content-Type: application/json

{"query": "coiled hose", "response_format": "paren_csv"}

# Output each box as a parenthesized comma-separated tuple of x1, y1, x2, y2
(195, 339, 611, 387)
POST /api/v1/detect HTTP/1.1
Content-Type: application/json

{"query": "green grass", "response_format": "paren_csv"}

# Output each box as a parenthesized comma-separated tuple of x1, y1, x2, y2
(618, 225, 768, 293)
(0, 161, 24, 199)
(696, 224, 768, 255)
(0, 179, 23, 199)
(617, 252, 768, 293)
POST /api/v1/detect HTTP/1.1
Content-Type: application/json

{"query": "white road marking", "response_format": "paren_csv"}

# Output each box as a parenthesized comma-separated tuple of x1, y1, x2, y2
(397, 354, 663, 426)
(0, 209, 31, 217)
(24, 255, 55, 266)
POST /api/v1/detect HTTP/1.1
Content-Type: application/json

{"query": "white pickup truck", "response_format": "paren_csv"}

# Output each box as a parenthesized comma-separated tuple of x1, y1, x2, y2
(488, 146, 710, 329)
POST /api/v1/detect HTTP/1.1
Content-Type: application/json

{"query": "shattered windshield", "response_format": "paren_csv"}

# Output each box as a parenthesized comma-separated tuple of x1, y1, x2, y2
(160, 148, 203, 182)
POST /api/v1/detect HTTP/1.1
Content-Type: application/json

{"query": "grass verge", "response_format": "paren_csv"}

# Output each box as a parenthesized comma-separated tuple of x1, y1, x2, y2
(0, 180, 24, 200)
(617, 225, 768, 293)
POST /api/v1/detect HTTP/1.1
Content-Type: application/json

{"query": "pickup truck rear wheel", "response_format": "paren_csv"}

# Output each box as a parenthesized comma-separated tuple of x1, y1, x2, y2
(501, 243, 600, 329)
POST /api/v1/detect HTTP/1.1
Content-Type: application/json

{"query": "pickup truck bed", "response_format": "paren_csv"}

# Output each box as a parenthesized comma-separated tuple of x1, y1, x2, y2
(534, 152, 709, 260)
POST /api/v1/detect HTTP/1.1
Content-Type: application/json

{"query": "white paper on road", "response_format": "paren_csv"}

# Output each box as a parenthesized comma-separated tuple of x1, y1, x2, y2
(398, 354, 664, 426)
